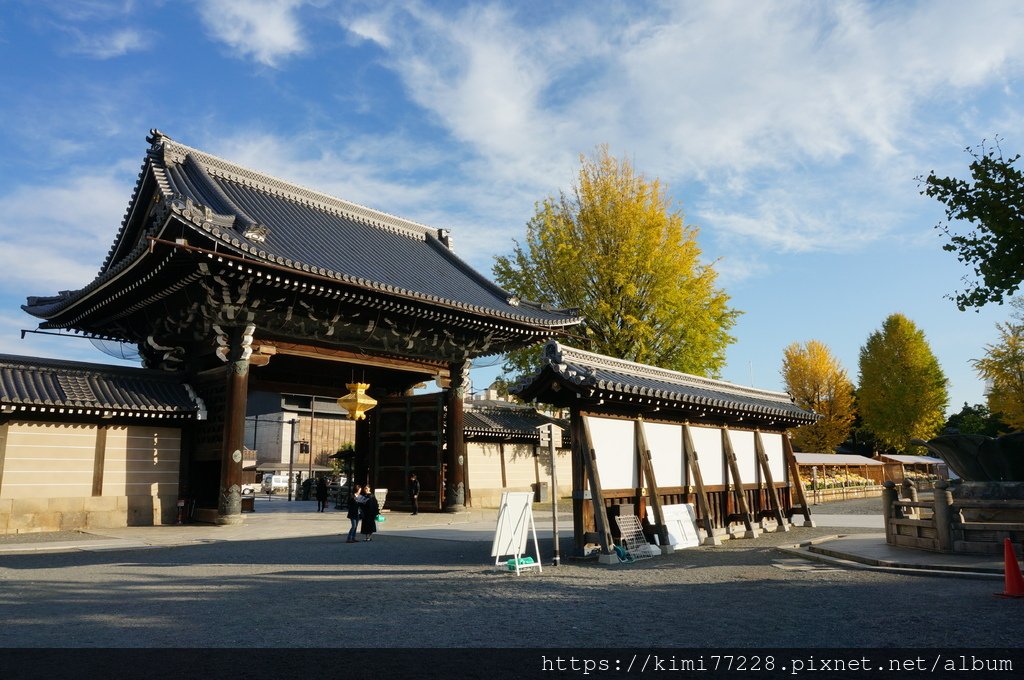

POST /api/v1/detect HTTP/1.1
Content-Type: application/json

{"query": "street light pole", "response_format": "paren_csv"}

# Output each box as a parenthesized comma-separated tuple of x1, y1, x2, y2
(288, 418, 297, 502)
(539, 422, 562, 567)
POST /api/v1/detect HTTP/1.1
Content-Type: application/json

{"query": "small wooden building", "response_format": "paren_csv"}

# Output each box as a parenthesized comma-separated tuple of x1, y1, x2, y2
(875, 453, 949, 484)
(513, 342, 818, 556)
(463, 400, 570, 507)
(0, 355, 204, 533)
(794, 452, 886, 486)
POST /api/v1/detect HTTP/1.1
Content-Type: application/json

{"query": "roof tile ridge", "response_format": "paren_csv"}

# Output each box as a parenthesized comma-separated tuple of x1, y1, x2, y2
(421, 237, 582, 321)
(0, 353, 173, 379)
(158, 136, 436, 241)
(549, 342, 795, 402)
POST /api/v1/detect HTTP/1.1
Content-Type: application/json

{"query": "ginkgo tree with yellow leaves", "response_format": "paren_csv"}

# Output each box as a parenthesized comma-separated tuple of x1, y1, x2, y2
(973, 298, 1024, 430)
(858, 313, 949, 452)
(493, 146, 738, 378)
(781, 340, 856, 452)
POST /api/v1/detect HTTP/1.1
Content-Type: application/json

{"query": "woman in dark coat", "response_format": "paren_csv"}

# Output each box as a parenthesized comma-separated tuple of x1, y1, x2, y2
(345, 485, 364, 543)
(360, 485, 379, 541)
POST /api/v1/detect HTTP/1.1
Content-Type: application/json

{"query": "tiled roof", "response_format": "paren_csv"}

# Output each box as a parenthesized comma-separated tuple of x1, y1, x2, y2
(0, 354, 204, 419)
(45, 130, 577, 329)
(464, 401, 568, 441)
(513, 341, 817, 426)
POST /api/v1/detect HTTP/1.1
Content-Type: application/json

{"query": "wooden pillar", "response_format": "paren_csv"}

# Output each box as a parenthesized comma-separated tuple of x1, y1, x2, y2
(681, 422, 720, 546)
(0, 422, 8, 496)
(721, 427, 759, 539)
(570, 407, 588, 555)
(444, 359, 467, 511)
(217, 324, 254, 525)
(91, 426, 108, 497)
(782, 433, 814, 527)
(753, 430, 788, 532)
(635, 419, 669, 549)
(580, 414, 613, 559)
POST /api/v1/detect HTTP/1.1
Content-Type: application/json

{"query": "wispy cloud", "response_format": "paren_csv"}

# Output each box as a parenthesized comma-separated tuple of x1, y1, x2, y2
(341, 0, 1024, 254)
(67, 26, 150, 58)
(0, 172, 134, 290)
(196, 0, 308, 67)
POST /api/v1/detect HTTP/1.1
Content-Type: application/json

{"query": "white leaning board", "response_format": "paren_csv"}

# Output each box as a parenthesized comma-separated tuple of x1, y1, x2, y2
(648, 503, 700, 549)
(491, 491, 533, 556)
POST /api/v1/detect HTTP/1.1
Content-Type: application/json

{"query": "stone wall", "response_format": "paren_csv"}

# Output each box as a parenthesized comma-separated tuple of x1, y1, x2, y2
(467, 441, 571, 508)
(0, 420, 181, 534)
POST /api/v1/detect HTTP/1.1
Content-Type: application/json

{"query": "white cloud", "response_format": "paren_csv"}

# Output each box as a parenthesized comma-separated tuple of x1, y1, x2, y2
(69, 27, 150, 58)
(0, 173, 133, 290)
(195, 0, 308, 67)
(342, 0, 1024, 255)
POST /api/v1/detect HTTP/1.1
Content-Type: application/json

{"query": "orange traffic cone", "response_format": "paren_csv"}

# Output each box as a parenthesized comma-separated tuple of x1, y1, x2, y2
(997, 538, 1024, 598)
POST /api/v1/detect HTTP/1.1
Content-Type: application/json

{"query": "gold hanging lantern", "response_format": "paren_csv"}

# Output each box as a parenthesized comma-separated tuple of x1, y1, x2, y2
(337, 382, 377, 420)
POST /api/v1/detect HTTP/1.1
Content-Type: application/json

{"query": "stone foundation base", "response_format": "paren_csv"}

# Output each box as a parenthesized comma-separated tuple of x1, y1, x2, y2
(0, 495, 177, 535)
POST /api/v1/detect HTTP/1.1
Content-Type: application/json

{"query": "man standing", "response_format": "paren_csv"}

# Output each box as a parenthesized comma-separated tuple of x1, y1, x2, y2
(408, 473, 420, 515)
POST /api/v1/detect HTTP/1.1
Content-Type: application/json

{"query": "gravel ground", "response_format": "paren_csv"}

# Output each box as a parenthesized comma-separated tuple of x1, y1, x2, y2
(0, 496, 1016, 649)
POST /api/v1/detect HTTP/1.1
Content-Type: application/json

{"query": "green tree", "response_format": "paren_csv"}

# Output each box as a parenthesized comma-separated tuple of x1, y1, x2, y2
(973, 298, 1024, 430)
(493, 146, 738, 378)
(944, 402, 1008, 437)
(920, 139, 1024, 309)
(781, 340, 856, 452)
(858, 313, 949, 452)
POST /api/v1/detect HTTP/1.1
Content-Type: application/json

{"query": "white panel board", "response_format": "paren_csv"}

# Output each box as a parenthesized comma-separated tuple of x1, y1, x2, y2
(585, 416, 637, 490)
(759, 432, 787, 483)
(727, 429, 758, 483)
(648, 503, 700, 548)
(490, 491, 534, 557)
(643, 421, 684, 487)
(688, 425, 724, 486)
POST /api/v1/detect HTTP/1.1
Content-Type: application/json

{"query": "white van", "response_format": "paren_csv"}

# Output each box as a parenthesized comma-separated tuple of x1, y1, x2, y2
(261, 475, 291, 494)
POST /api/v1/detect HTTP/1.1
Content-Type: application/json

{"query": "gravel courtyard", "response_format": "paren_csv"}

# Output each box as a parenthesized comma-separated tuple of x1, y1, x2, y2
(0, 498, 1018, 648)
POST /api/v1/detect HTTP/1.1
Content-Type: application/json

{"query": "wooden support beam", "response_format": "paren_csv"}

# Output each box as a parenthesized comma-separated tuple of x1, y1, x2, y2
(580, 415, 614, 559)
(263, 339, 448, 376)
(753, 430, 788, 532)
(682, 422, 720, 546)
(91, 426, 107, 497)
(783, 433, 815, 527)
(635, 419, 669, 550)
(570, 407, 588, 556)
(721, 427, 759, 539)
(0, 422, 8, 496)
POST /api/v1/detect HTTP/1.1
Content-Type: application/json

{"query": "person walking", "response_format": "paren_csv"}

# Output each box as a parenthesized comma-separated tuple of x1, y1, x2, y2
(315, 476, 329, 512)
(360, 485, 379, 541)
(345, 484, 364, 543)
(408, 473, 420, 515)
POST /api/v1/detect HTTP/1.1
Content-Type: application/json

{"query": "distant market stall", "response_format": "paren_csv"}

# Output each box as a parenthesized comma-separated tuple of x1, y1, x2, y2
(794, 452, 886, 487)
(875, 453, 950, 484)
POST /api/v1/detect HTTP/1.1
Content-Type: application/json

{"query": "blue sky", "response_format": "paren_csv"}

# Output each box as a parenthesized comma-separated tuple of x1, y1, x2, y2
(2, 0, 1023, 415)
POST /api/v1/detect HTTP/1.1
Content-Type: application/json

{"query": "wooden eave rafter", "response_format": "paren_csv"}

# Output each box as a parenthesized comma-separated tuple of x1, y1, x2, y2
(150, 236, 564, 340)
(258, 340, 449, 377)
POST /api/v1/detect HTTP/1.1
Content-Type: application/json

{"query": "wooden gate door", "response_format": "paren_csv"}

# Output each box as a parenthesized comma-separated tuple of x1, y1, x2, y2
(372, 393, 444, 511)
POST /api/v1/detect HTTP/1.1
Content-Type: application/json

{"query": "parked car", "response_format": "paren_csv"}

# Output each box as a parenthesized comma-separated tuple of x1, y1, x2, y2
(261, 475, 291, 494)
(241, 483, 261, 496)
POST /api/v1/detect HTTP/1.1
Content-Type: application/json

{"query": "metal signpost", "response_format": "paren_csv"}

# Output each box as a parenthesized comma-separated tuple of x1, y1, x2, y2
(539, 423, 563, 566)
